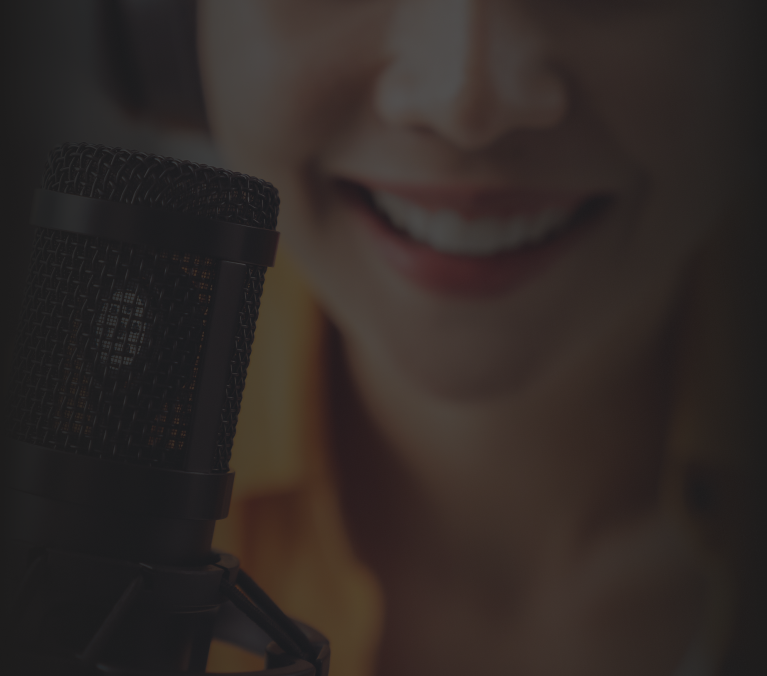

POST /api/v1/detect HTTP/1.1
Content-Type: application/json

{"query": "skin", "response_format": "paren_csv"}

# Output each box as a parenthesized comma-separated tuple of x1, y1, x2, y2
(197, 1, 756, 673)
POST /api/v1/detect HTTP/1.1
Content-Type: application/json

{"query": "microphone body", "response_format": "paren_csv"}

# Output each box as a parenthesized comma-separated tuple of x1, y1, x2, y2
(2, 144, 325, 675)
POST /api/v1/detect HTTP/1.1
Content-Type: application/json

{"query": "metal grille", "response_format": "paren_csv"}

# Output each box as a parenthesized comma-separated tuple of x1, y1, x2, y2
(42, 143, 279, 229)
(9, 143, 279, 471)
(10, 229, 214, 467)
(213, 264, 266, 473)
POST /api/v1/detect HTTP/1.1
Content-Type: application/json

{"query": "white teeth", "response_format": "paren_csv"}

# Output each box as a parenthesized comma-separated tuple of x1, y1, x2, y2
(372, 191, 571, 256)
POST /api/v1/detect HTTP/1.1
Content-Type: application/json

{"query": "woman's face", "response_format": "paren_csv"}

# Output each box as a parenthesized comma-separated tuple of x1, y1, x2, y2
(198, 0, 755, 400)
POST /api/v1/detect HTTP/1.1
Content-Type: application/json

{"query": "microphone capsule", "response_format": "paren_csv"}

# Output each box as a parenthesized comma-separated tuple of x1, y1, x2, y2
(9, 142, 280, 474)
(7, 142, 280, 564)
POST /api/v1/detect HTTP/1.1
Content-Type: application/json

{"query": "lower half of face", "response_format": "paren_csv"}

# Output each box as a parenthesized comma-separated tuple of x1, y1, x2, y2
(265, 159, 729, 401)
(198, 0, 758, 401)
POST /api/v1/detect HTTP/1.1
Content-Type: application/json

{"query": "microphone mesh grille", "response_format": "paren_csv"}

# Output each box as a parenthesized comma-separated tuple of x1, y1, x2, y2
(42, 142, 279, 229)
(9, 143, 278, 472)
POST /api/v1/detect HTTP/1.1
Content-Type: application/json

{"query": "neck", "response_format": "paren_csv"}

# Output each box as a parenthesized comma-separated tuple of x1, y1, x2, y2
(339, 318, 676, 560)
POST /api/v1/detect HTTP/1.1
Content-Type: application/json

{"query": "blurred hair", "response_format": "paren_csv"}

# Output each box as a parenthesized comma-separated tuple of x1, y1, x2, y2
(99, 0, 207, 129)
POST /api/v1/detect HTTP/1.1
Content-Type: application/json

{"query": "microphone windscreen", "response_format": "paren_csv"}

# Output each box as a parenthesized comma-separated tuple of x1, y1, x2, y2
(9, 143, 279, 474)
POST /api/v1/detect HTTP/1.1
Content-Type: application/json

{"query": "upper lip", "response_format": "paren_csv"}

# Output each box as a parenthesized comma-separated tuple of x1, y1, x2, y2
(340, 178, 596, 220)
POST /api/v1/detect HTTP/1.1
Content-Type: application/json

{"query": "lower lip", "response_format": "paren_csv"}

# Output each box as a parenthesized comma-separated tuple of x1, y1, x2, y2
(338, 182, 611, 297)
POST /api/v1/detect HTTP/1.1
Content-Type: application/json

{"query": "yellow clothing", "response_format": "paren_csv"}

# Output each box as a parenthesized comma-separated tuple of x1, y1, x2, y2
(209, 250, 384, 675)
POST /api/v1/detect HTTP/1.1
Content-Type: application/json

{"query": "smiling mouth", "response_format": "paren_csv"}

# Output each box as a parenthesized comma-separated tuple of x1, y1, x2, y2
(340, 180, 611, 258)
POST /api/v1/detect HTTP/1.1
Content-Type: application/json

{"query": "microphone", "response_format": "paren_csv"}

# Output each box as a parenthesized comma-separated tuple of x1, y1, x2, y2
(2, 143, 329, 675)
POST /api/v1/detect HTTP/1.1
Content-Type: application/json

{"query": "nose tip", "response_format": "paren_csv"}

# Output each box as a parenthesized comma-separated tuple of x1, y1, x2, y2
(378, 68, 568, 151)
(374, 2, 568, 151)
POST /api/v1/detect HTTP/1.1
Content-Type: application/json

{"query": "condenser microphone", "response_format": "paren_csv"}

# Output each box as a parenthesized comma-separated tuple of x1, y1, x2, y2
(3, 143, 328, 675)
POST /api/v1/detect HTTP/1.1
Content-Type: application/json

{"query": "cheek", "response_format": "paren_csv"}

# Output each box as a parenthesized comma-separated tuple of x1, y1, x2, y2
(563, 8, 748, 230)
(198, 0, 387, 178)
(197, 1, 394, 285)
(198, 18, 313, 175)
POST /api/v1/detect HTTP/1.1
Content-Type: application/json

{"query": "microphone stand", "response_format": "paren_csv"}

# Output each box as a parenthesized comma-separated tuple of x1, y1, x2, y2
(5, 533, 329, 675)
(2, 145, 330, 676)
